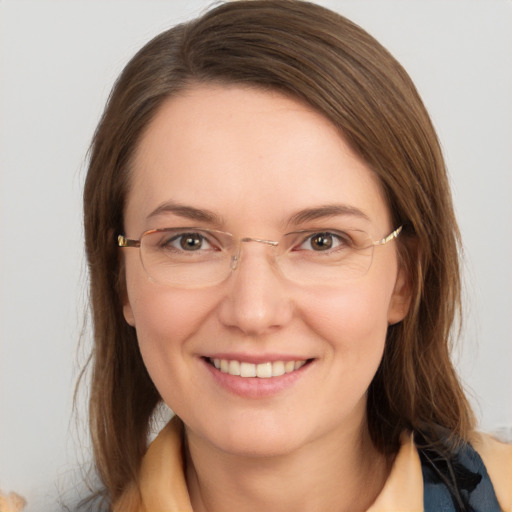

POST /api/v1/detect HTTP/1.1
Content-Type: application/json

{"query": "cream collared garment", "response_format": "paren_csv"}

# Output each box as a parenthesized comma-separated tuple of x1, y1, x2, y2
(113, 418, 193, 512)
(113, 417, 512, 512)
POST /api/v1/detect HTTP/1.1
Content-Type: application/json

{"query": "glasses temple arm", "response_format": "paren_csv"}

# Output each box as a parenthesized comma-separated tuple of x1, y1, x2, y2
(373, 225, 403, 246)
(117, 235, 141, 248)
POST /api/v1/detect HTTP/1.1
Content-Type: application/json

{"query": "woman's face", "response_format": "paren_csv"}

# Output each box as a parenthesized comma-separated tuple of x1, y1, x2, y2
(122, 84, 409, 457)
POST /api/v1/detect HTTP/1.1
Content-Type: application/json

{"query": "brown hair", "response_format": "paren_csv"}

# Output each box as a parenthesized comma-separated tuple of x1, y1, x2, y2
(83, 0, 474, 504)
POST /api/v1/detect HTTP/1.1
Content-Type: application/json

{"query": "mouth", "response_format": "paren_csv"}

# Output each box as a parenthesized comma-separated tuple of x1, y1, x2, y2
(206, 357, 310, 378)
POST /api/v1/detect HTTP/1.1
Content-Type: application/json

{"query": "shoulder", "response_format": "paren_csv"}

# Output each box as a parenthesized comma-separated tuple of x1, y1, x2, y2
(471, 432, 512, 511)
(419, 431, 512, 512)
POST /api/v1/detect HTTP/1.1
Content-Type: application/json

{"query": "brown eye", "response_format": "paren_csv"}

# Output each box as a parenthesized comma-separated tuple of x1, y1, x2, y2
(180, 233, 204, 251)
(159, 231, 214, 252)
(310, 233, 334, 251)
(294, 231, 351, 253)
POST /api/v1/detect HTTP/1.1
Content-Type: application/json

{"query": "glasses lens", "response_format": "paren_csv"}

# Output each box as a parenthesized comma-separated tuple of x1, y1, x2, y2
(278, 229, 374, 285)
(140, 228, 233, 287)
(136, 227, 390, 287)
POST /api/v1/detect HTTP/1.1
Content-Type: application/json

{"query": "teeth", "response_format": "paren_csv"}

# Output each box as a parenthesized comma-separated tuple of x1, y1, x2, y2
(210, 358, 307, 378)
(272, 361, 285, 377)
(256, 362, 272, 378)
(240, 362, 257, 377)
(228, 360, 241, 376)
(284, 360, 295, 373)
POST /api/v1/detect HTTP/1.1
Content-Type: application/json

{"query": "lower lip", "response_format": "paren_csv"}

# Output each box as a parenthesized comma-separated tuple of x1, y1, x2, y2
(202, 359, 312, 398)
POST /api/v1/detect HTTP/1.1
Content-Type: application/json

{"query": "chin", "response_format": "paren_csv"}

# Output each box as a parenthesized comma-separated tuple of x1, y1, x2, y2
(190, 414, 309, 459)
(217, 431, 304, 459)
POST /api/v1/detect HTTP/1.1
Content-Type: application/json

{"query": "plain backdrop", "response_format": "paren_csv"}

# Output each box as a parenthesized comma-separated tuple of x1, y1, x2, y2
(1, 1, 511, 510)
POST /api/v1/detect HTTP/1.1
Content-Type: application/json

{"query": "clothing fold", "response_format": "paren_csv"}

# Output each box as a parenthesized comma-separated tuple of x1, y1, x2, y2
(114, 417, 511, 512)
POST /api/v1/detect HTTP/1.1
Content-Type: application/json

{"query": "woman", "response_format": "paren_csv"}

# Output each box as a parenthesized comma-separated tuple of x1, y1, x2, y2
(82, 1, 511, 510)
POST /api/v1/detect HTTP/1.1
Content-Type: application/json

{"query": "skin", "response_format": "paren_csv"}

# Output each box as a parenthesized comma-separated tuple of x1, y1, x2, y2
(122, 84, 411, 511)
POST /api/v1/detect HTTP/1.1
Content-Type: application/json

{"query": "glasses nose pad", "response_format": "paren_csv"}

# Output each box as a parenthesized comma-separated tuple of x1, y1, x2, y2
(230, 246, 241, 271)
(229, 238, 278, 273)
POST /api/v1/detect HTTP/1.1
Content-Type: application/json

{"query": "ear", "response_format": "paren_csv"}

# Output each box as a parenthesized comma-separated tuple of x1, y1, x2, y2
(118, 252, 136, 327)
(123, 300, 136, 327)
(387, 265, 413, 325)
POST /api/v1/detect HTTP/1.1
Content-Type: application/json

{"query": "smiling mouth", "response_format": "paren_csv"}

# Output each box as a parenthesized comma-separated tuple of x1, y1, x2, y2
(207, 358, 310, 378)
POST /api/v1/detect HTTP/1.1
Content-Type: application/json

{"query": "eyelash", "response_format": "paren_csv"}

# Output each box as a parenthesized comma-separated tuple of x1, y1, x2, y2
(294, 231, 353, 252)
(157, 229, 355, 253)
(161, 232, 218, 252)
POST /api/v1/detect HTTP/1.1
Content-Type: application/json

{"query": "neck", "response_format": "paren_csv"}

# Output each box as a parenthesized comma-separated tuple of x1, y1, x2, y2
(185, 419, 391, 512)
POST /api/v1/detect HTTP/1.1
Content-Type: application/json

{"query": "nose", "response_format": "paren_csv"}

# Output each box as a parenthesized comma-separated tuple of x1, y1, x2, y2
(217, 240, 294, 336)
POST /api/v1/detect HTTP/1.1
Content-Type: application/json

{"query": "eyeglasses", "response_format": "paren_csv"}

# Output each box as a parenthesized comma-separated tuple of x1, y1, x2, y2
(117, 225, 402, 288)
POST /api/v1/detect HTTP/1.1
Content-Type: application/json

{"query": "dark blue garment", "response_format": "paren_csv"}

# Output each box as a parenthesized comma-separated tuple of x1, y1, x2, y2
(420, 440, 502, 511)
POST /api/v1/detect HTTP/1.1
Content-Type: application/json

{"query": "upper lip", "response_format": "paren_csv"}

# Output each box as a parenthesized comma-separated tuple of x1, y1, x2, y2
(203, 353, 311, 364)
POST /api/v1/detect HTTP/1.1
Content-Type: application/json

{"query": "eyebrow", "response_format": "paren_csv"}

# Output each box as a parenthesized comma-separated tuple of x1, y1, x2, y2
(288, 204, 371, 225)
(147, 201, 370, 227)
(147, 201, 223, 225)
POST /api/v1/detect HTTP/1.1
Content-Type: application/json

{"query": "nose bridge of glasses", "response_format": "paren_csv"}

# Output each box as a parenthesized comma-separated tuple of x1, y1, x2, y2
(230, 237, 280, 271)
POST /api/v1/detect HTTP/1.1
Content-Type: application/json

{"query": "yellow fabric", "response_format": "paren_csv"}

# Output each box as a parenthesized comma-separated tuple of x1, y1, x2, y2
(138, 418, 193, 512)
(114, 418, 511, 512)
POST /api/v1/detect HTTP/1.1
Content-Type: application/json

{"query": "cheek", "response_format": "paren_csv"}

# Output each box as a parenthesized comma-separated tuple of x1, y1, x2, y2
(124, 270, 219, 375)
(124, 252, 218, 338)
(300, 281, 392, 356)
(292, 282, 393, 427)
(125, 281, 223, 414)
(131, 288, 205, 341)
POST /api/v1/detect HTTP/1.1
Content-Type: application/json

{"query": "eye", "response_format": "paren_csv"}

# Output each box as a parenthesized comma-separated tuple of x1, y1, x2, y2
(298, 231, 349, 252)
(162, 231, 217, 252)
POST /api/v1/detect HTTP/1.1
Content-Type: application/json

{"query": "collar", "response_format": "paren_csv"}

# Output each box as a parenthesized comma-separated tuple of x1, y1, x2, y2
(119, 416, 424, 512)
(138, 417, 193, 512)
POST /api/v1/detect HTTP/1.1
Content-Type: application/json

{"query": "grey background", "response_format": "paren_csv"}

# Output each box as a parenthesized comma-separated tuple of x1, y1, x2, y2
(1, 1, 511, 510)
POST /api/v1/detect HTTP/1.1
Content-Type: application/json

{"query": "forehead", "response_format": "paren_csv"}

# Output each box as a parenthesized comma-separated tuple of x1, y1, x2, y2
(126, 84, 390, 233)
